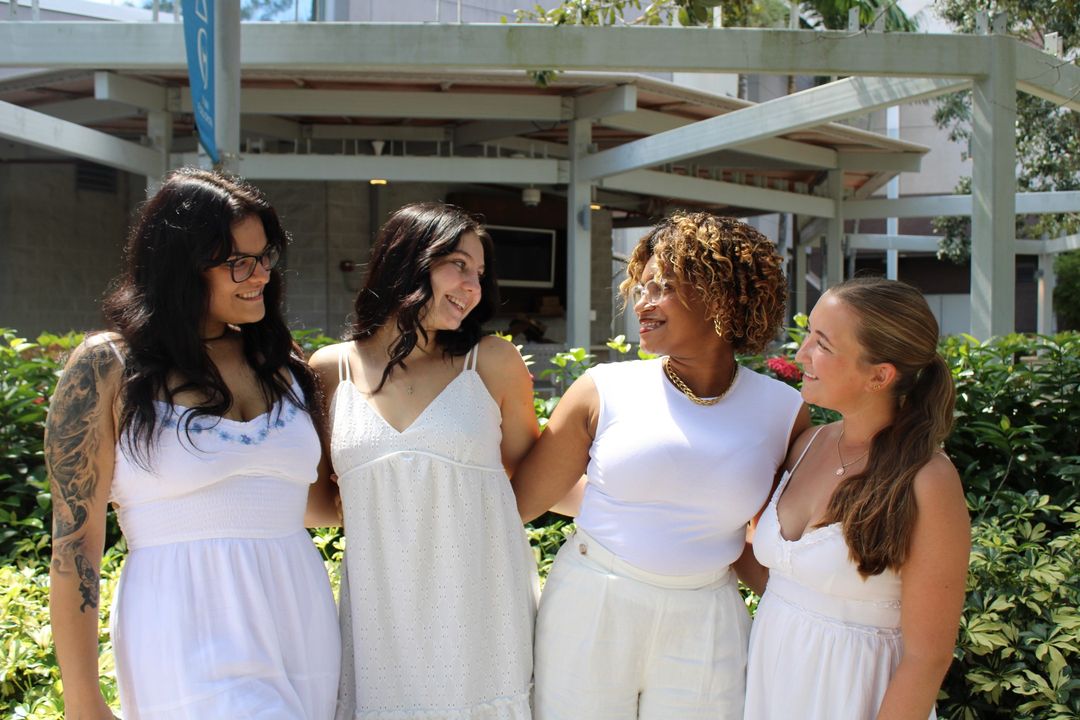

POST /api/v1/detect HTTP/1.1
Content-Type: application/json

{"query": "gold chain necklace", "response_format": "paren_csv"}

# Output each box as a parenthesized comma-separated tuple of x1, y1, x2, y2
(835, 425, 870, 476)
(663, 357, 738, 407)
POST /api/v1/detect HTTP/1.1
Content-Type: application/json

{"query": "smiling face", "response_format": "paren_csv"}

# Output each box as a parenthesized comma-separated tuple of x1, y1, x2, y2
(421, 231, 485, 333)
(795, 293, 882, 412)
(202, 215, 272, 337)
(633, 254, 711, 356)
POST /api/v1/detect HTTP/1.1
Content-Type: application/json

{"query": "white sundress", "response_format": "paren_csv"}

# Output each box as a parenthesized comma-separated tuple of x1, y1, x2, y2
(331, 343, 538, 720)
(743, 427, 936, 720)
(109, 382, 341, 719)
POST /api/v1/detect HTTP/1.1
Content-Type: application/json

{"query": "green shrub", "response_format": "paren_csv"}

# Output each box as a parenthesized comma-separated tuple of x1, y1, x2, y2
(4, 326, 1080, 719)
(940, 492, 1080, 719)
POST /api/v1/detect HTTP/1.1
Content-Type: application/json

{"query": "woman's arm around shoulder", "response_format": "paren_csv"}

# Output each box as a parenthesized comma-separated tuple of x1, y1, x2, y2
(46, 334, 124, 720)
(304, 342, 351, 528)
(876, 453, 970, 720)
(474, 334, 540, 478)
(510, 370, 600, 523)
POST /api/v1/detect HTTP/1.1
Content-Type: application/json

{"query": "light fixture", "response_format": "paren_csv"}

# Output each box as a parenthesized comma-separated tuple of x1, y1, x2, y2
(369, 178, 388, 186)
(522, 187, 541, 207)
(590, 203, 602, 211)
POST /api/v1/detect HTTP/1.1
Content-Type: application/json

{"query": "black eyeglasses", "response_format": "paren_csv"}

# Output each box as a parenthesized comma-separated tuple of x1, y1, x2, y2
(220, 246, 281, 283)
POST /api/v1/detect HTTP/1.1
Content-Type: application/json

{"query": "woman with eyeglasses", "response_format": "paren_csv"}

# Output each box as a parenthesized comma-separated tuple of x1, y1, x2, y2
(512, 212, 810, 720)
(308, 202, 539, 719)
(46, 168, 340, 720)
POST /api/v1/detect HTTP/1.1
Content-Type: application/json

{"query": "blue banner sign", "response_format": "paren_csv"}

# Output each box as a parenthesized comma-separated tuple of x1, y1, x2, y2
(181, 0, 218, 163)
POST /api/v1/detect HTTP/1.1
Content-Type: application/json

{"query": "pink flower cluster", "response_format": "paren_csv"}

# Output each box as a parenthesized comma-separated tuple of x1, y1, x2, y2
(765, 356, 802, 383)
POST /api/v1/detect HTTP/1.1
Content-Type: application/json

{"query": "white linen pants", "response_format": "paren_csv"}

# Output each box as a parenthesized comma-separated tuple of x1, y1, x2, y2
(534, 530, 751, 720)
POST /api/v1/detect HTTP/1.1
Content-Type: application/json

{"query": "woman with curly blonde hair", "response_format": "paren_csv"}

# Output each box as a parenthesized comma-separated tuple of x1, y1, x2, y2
(512, 212, 810, 719)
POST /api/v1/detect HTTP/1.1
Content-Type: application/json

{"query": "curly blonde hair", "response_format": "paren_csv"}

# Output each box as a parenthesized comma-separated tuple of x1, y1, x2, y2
(620, 212, 787, 354)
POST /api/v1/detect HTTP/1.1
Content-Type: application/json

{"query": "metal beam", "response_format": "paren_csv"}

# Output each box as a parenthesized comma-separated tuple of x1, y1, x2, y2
(308, 124, 448, 142)
(243, 116, 301, 141)
(574, 85, 637, 119)
(452, 121, 547, 147)
(580, 77, 966, 180)
(32, 98, 139, 124)
(600, 170, 835, 218)
(235, 154, 564, 184)
(0, 99, 163, 177)
(836, 151, 923, 173)
(1015, 43, 1080, 112)
(599, 109, 839, 169)
(0, 23, 992, 77)
(94, 71, 167, 111)
(845, 191, 1080, 219)
(846, 234, 942, 252)
(179, 88, 570, 122)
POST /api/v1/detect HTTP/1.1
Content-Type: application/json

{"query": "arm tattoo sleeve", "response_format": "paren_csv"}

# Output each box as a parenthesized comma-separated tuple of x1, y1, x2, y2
(45, 343, 116, 613)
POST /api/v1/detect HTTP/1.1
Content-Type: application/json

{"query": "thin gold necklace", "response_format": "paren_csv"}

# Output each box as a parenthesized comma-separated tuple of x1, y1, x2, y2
(663, 357, 738, 407)
(835, 425, 870, 476)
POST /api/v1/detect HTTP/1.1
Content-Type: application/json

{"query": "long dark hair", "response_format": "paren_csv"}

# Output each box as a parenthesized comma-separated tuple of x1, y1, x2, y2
(348, 202, 497, 392)
(102, 168, 321, 465)
(818, 277, 957, 575)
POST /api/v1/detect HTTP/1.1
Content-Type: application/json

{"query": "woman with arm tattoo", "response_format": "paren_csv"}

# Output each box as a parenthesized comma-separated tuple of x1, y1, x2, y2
(46, 169, 340, 720)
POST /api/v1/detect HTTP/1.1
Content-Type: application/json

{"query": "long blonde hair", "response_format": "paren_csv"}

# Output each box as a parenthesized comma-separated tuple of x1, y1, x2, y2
(819, 278, 957, 575)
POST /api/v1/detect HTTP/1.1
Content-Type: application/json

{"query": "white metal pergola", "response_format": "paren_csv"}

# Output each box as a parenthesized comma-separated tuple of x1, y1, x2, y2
(1, 20, 1078, 345)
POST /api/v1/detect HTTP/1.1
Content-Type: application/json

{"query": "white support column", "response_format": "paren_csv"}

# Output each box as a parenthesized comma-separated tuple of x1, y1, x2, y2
(1037, 251, 1057, 335)
(824, 169, 844, 289)
(970, 35, 1017, 338)
(566, 118, 592, 349)
(146, 109, 172, 195)
(886, 105, 900, 280)
(215, 2, 241, 174)
(794, 242, 808, 316)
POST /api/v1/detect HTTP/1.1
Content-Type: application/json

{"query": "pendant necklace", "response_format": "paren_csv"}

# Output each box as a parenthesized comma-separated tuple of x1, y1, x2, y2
(835, 425, 870, 476)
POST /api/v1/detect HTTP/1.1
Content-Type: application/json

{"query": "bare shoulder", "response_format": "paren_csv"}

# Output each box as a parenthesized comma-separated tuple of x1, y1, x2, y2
(783, 420, 834, 469)
(61, 333, 125, 392)
(913, 452, 966, 514)
(309, 341, 351, 374)
(475, 334, 527, 370)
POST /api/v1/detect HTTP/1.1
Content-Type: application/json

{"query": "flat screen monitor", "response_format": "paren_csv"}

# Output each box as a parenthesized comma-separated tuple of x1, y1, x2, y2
(487, 224, 557, 288)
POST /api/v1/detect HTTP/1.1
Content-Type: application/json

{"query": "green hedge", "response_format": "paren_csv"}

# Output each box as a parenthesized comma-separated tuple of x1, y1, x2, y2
(2, 327, 1079, 718)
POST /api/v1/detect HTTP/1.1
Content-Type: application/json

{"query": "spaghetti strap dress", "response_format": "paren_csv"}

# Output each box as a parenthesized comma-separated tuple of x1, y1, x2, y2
(331, 343, 537, 720)
(743, 427, 936, 720)
(108, 380, 341, 720)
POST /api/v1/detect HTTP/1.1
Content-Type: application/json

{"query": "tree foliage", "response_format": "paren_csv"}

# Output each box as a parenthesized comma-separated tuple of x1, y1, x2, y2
(932, 0, 1080, 262)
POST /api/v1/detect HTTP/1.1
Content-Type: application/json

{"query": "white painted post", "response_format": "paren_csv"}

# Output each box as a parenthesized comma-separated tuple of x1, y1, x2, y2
(146, 109, 172, 195)
(567, 118, 592, 349)
(215, 2, 241, 175)
(886, 105, 900, 280)
(824, 169, 844, 289)
(970, 35, 1017, 338)
(794, 242, 808, 315)
(1037, 250, 1057, 335)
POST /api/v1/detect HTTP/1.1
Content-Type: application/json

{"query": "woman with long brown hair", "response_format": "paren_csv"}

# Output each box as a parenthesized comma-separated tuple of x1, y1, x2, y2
(308, 202, 539, 719)
(743, 277, 970, 719)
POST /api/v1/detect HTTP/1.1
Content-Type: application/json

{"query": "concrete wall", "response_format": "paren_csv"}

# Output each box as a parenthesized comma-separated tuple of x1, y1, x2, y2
(0, 167, 617, 346)
(0, 163, 139, 336)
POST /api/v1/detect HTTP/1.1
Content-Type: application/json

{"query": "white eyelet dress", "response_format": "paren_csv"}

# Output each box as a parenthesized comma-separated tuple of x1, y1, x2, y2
(108, 384, 341, 720)
(743, 427, 936, 720)
(331, 344, 538, 720)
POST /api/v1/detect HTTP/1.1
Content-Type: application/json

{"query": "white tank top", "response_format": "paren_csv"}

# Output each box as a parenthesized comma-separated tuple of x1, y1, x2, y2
(576, 358, 803, 575)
